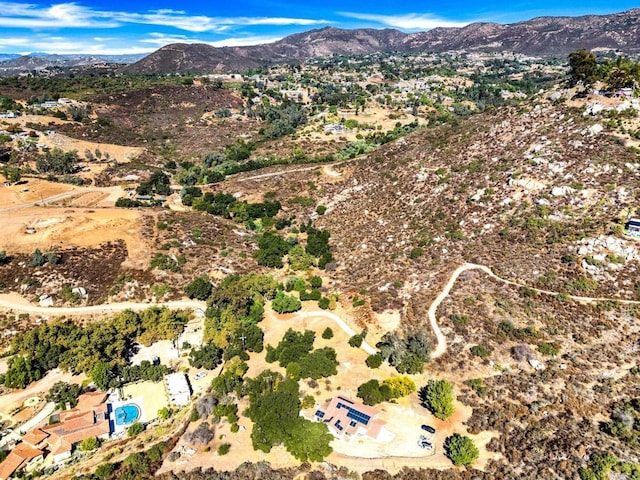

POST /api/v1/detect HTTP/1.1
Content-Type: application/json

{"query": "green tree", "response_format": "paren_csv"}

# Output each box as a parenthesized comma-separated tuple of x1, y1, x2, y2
(79, 436, 99, 451)
(568, 49, 598, 86)
(3, 356, 42, 388)
(184, 275, 212, 300)
(254, 232, 290, 268)
(284, 419, 333, 462)
(321, 327, 333, 339)
(445, 434, 479, 467)
(46, 381, 82, 409)
(421, 379, 455, 420)
(217, 443, 231, 455)
(271, 291, 301, 314)
(357, 379, 389, 406)
(189, 342, 223, 369)
(349, 333, 364, 348)
(90, 362, 115, 390)
(366, 353, 383, 368)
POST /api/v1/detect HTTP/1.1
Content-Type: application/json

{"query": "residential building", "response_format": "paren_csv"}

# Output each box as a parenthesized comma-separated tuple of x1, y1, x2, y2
(626, 218, 640, 237)
(0, 443, 44, 480)
(314, 396, 389, 440)
(28, 391, 110, 464)
(165, 373, 191, 407)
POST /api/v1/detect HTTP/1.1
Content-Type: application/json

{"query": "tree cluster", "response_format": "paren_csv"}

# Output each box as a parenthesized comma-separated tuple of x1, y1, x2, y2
(36, 147, 79, 174)
(356, 375, 416, 406)
(2, 307, 187, 389)
(376, 328, 431, 374)
(266, 328, 338, 380)
(244, 371, 332, 462)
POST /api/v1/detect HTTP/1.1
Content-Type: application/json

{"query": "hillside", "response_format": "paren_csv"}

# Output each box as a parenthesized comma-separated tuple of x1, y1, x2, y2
(126, 9, 640, 74)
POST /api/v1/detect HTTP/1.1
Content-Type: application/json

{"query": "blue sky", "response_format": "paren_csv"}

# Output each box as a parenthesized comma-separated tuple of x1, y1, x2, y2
(0, 1, 637, 55)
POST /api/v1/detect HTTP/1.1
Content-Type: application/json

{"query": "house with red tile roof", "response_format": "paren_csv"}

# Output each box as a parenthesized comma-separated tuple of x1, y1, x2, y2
(0, 443, 44, 480)
(40, 391, 111, 463)
(314, 396, 389, 441)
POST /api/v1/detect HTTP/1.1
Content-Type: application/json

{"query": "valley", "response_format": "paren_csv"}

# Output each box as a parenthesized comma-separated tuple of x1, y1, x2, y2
(0, 21, 639, 480)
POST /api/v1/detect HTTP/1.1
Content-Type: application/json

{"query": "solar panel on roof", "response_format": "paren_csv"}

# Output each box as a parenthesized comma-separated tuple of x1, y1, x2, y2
(346, 409, 371, 425)
(315, 410, 325, 418)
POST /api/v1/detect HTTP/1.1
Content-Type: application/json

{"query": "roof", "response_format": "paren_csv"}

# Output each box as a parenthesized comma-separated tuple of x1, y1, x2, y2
(22, 429, 49, 447)
(315, 396, 385, 439)
(165, 373, 191, 406)
(39, 392, 110, 458)
(0, 443, 44, 480)
(628, 218, 640, 227)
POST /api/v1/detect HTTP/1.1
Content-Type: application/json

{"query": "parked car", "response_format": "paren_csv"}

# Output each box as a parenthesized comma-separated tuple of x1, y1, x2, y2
(421, 424, 436, 434)
(418, 435, 433, 450)
(193, 372, 207, 380)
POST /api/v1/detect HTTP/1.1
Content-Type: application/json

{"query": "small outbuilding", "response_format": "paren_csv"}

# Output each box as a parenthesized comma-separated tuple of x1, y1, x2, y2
(626, 218, 640, 237)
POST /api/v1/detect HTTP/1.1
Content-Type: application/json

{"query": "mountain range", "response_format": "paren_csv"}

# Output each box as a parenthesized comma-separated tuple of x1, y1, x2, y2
(2, 8, 640, 76)
(125, 8, 640, 74)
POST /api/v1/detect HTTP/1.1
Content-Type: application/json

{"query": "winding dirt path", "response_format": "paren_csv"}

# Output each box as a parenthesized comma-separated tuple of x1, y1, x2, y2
(428, 262, 640, 359)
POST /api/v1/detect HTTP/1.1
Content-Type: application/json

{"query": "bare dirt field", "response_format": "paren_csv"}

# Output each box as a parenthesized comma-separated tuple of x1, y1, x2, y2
(2, 115, 144, 165)
(0, 206, 149, 268)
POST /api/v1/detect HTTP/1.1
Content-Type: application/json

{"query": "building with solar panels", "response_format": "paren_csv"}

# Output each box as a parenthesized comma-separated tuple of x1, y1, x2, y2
(314, 396, 389, 440)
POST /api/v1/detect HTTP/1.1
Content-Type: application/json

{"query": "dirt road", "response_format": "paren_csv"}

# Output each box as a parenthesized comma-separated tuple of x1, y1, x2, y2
(0, 293, 207, 316)
(294, 310, 376, 355)
(427, 262, 640, 358)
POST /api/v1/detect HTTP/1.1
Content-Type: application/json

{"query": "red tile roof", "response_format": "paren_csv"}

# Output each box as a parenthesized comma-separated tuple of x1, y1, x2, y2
(0, 443, 44, 480)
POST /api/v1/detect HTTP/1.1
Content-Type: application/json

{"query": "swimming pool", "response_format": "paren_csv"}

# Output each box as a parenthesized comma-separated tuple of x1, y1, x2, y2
(114, 404, 140, 426)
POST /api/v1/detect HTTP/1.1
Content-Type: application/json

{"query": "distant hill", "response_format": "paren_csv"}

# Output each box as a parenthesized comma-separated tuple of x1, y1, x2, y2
(0, 53, 146, 75)
(126, 8, 640, 74)
(124, 27, 407, 74)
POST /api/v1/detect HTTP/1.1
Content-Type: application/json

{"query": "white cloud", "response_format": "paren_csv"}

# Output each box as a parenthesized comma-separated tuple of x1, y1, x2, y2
(0, 2, 118, 28)
(339, 12, 469, 30)
(0, 2, 328, 32)
(208, 35, 284, 47)
(0, 35, 154, 55)
(140, 32, 283, 48)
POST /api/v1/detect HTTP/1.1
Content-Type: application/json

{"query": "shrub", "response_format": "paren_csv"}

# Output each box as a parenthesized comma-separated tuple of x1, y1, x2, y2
(318, 297, 330, 309)
(445, 434, 479, 467)
(315, 205, 327, 215)
(79, 436, 99, 451)
(469, 344, 492, 358)
(538, 342, 560, 356)
(349, 333, 364, 348)
(217, 443, 231, 455)
(127, 421, 145, 437)
(464, 378, 488, 397)
(321, 327, 333, 339)
(366, 353, 383, 368)
(184, 275, 212, 300)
